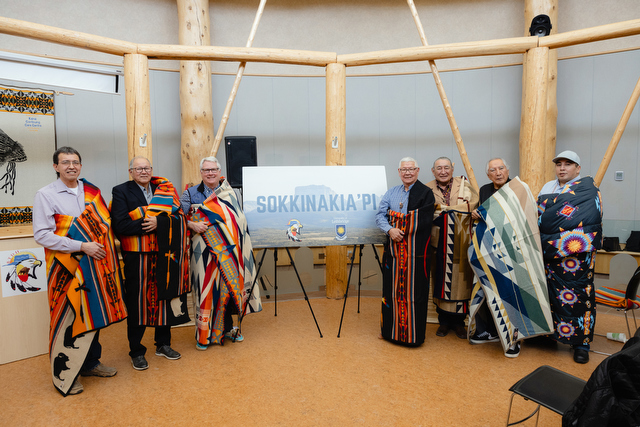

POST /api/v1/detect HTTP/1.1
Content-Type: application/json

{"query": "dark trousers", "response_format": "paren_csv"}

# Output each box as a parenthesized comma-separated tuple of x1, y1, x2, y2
(81, 330, 102, 371)
(127, 317, 171, 358)
(473, 302, 498, 336)
(437, 308, 467, 328)
(224, 302, 234, 333)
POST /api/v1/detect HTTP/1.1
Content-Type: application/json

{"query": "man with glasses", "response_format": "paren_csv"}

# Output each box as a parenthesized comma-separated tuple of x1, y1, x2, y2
(376, 157, 435, 346)
(111, 156, 190, 371)
(426, 157, 478, 340)
(33, 146, 126, 395)
(180, 156, 261, 349)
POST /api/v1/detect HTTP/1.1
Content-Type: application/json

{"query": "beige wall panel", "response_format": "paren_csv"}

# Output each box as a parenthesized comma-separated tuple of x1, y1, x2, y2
(0, 0, 638, 75)
(0, 237, 49, 364)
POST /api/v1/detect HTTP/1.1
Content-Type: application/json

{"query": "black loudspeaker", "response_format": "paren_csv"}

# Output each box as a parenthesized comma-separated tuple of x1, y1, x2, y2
(224, 136, 257, 188)
(529, 14, 552, 37)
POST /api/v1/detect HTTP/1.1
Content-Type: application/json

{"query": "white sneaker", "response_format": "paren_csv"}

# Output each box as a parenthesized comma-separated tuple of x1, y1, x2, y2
(224, 326, 244, 342)
(505, 342, 521, 358)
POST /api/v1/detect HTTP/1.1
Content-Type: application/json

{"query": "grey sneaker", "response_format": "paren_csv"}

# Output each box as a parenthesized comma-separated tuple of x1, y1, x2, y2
(505, 342, 521, 358)
(131, 355, 149, 371)
(80, 362, 117, 377)
(225, 327, 244, 342)
(470, 331, 500, 344)
(155, 345, 181, 360)
(68, 378, 84, 395)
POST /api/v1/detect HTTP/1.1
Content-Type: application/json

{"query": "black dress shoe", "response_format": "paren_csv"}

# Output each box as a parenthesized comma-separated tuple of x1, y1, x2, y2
(131, 355, 149, 371)
(436, 324, 450, 337)
(454, 325, 467, 340)
(573, 347, 589, 364)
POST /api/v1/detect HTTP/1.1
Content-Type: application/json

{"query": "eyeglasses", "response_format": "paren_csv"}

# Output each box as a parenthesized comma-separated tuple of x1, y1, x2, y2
(131, 167, 152, 173)
(201, 168, 220, 174)
(59, 160, 81, 166)
(398, 168, 418, 173)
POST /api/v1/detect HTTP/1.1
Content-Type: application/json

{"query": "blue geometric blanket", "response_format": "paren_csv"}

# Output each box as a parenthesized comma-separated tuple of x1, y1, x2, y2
(468, 177, 553, 351)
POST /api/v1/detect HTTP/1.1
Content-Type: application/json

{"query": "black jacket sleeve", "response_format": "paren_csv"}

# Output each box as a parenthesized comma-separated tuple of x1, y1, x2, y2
(111, 182, 147, 237)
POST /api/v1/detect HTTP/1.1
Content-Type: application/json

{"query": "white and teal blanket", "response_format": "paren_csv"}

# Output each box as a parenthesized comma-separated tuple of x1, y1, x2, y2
(468, 177, 553, 351)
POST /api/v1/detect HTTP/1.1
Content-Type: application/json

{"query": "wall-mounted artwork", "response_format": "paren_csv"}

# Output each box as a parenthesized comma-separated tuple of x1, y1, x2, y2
(0, 85, 55, 226)
(1, 247, 47, 297)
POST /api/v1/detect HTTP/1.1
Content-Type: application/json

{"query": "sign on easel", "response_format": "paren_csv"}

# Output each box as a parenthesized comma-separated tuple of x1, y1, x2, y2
(243, 166, 388, 248)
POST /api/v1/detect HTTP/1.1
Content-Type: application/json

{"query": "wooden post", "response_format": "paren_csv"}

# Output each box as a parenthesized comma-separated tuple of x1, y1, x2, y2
(177, 0, 214, 191)
(519, 47, 549, 196)
(325, 62, 347, 299)
(123, 53, 153, 162)
(406, 0, 478, 190)
(524, 0, 558, 184)
(594, 74, 640, 186)
(210, 0, 267, 157)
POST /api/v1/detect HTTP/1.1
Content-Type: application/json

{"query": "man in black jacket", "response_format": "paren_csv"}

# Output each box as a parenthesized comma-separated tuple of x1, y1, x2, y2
(111, 156, 190, 371)
(376, 157, 435, 346)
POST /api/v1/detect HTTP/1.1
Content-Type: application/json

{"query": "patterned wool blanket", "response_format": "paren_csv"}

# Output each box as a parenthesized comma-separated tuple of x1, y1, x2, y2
(119, 176, 190, 326)
(537, 176, 603, 346)
(381, 205, 432, 346)
(190, 179, 261, 345)
(468, 177, 553, 351)
(46, 179, 127, 396)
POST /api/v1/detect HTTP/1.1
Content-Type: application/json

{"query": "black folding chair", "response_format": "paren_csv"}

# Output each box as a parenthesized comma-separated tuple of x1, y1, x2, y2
(506, 365, 586, 426)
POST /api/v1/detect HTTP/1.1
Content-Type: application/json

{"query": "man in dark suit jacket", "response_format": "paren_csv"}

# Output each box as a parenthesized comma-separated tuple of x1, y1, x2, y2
(111, 156, 188, 371)
(375, 157, 435, 346)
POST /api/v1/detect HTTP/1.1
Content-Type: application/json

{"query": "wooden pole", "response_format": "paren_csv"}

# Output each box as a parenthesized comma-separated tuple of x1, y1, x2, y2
(594, 74, 640, 186)
(177, 0, 214, 191)
(325, 62, 347, 299)
(0, 16, 137, 55)
(524, 0, 558, 185)
(2, 15, 639, 68)
(1, 16, 639, 66)
(211, 0, 267, 157)
(519, 47, 549, 196)
(539, 18, 640, 49)
(406, 0, 478, 190)
(123, 53, 153, 163)
(137, 44, 336, 67)
(338, 37, 537, 67)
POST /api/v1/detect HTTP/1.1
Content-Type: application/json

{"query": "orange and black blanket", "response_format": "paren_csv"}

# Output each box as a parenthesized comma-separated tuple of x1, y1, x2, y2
(118, 176, 190, 326)
(381, 181, 434, 346)
(46, 179, 127, 396)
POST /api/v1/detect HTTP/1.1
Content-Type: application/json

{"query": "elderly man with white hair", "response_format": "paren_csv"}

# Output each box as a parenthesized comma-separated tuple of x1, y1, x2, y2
(426, 157, 478, 340)
(376, 157, 435, 346)
(181, 156, 261, 350)
(468, 158, 522, 357)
